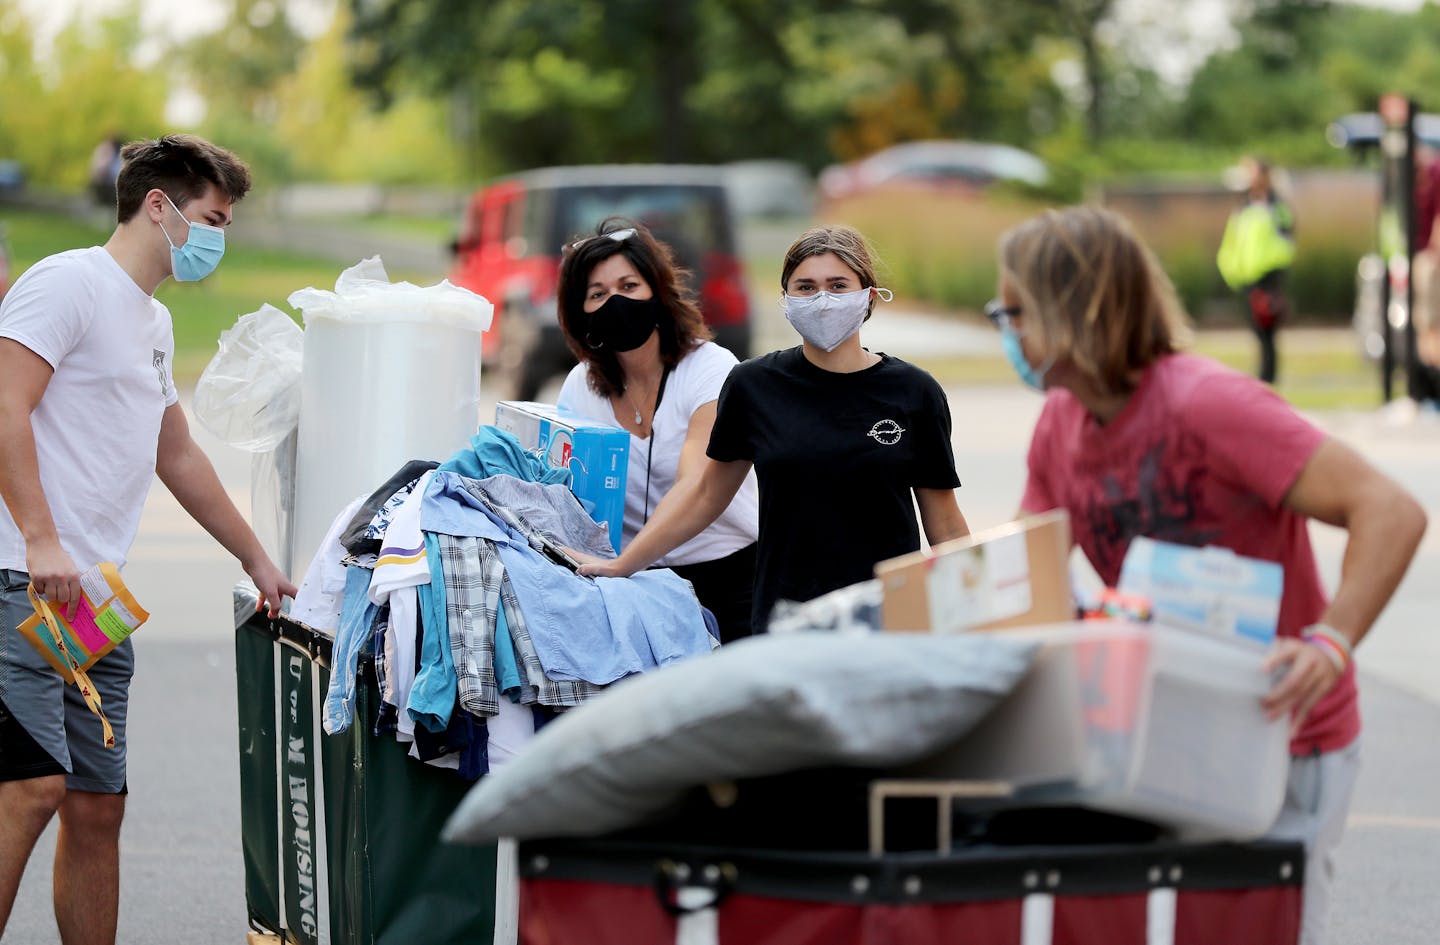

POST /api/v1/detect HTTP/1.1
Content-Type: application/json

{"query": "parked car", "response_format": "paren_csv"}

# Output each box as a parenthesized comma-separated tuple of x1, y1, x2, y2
(722, 159, 815, 219)
(818, 140, 1049, 202)
(449, 164, 752, 401)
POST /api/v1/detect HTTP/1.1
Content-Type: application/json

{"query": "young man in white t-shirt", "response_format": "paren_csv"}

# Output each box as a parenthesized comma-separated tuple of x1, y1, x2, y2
(0, 134, 296, 943)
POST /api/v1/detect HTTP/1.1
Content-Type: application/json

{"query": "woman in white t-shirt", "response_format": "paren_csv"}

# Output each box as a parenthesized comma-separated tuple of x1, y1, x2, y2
(556, 218, 760, 642)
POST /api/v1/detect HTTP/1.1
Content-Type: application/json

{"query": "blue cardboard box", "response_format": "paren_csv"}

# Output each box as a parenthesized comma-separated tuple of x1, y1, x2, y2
(493, 401, 629, 551)
(1117, 537, 1283, 647)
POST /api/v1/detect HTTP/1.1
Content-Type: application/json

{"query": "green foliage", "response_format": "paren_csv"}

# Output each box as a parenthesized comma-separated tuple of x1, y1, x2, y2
(824, 181, 1366, 326)
(0, 3, 166, 190)
(270, 8, 462, 185)
(1, 205, 106, 266)
(1288, 242, 1359, 321)
(819, 189, 1045, 313)
(342, 0, 1080, 176)
(0, 0, 464, 190)
(180, 0, 305, 122)
(1175, 0, 1440, 155)
(0, 5, 47, 158)
(345, 0, 684, 171)
(329, 0, 1435, 186)
(197, 114, 296, 188)
(0, 0, 1433, 231)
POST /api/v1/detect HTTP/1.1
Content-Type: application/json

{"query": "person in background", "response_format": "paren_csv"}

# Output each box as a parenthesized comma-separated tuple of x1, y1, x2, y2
(87, 134, 124, 209)
(555, 218, 760, 643)
(992, 205, 1425, 945)
(0, 134, 295, 943)
(1216, 157, 1295, 384)
(575, 224, 970, 631)
(1406, 145, 1440, 396)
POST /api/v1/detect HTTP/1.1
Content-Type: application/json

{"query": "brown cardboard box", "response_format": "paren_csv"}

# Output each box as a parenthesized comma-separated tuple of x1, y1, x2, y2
(875, 509, 1074, 633)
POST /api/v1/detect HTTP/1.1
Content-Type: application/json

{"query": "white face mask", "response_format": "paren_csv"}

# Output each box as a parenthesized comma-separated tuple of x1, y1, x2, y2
(782, 287, 892, 352)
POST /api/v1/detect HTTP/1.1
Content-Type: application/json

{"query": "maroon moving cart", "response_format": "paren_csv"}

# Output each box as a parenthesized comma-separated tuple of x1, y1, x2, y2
(518, 837, 1301, 945)
(515, 780, 1303, 945)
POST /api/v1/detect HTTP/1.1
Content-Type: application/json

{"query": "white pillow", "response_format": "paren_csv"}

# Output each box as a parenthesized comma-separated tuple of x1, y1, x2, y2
(443, 631, 1037, 844)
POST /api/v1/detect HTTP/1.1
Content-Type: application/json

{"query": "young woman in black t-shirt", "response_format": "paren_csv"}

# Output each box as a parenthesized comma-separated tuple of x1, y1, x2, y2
(574, 225, 970, 630)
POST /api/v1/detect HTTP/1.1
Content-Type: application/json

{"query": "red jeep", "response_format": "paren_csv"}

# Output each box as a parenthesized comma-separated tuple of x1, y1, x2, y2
(449, 165, 752, 400)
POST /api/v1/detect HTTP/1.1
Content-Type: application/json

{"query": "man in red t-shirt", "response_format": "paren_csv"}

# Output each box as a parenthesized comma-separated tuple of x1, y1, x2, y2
(991, 206, 1427, 945)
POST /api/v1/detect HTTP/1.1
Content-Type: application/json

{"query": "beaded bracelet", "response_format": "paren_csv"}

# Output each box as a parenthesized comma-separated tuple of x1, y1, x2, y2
(1302, 624, 1352, 673)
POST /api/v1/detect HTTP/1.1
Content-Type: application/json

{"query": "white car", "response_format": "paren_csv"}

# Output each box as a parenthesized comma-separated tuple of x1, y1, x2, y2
(819, 140, 1049, 201)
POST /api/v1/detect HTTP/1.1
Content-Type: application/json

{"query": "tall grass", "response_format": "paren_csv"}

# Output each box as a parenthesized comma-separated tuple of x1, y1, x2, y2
(820, 171, 1378, 324)
(817, 190, 1039, 312)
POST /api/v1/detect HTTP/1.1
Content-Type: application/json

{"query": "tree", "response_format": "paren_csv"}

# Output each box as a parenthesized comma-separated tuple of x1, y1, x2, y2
(0, 2, 47, 163)
(1177, 0, 1387, 156)
(1057, 0, 1114, 144)
(271, 5, 462, 184)
(179, 0, 306, 124)
(343, 0, 1075, 176)
(0, 2, 166, 190)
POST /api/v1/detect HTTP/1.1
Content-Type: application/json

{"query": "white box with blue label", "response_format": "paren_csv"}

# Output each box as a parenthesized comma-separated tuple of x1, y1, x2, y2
(494, 401, 629, 551)
(1117, 537, 1283, 647)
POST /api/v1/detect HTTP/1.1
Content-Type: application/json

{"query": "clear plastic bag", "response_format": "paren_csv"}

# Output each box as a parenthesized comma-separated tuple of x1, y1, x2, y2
(287, 255, 493, 330)
(250, 428, 297, 577)
(193, 304, 305, 452)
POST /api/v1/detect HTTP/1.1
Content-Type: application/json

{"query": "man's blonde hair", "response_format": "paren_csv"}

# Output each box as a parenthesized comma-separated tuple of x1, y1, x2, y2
(998, 206, 1190, 395)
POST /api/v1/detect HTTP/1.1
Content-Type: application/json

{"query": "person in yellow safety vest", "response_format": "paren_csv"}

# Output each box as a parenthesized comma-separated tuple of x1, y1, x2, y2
(1217, 158, 1296, 384)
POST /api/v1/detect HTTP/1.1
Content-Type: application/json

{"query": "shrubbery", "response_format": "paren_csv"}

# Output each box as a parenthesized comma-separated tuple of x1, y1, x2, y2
(820, 184, 1373, 324)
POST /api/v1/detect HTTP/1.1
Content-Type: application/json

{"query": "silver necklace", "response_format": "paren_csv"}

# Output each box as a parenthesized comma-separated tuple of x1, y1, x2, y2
(623, 389, 644, 426)
(622, 380, 655, 426)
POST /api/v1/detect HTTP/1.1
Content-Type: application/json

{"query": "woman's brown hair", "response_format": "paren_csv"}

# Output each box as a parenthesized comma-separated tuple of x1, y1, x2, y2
(998, 206, 1190, 395)
(780, 225, 882, 319)
(556, 217, 712, 398)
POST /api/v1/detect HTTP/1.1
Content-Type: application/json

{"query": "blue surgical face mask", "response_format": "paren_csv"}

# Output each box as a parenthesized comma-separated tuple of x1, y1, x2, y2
(159, 192, 225, 282)
(1000, 322, 1049, 391)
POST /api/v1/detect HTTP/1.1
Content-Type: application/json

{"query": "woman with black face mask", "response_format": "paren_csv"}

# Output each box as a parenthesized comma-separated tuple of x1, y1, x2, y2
(555, 218, 760, 643)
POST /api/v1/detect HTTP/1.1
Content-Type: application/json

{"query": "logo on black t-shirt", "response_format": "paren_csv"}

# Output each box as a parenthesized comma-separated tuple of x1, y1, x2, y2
(867, 419, 905, 445)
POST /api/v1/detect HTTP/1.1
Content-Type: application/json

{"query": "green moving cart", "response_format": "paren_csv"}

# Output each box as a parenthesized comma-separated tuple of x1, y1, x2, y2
(233, 586, 498, 944)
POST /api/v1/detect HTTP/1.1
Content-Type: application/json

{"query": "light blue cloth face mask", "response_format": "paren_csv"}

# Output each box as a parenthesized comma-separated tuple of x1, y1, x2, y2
(1000, 323, 1050, 391)
(160, 192, 225, 282)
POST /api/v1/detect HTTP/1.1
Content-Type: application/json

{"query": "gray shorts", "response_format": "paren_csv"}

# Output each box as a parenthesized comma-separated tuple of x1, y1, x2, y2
(1265, 740, 1362, 945)
(0, 568, 132, 793)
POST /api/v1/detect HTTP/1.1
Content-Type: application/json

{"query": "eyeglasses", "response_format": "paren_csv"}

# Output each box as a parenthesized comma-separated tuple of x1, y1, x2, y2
(984, 298, 1022, 329)
(568, 227, 637, 252)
